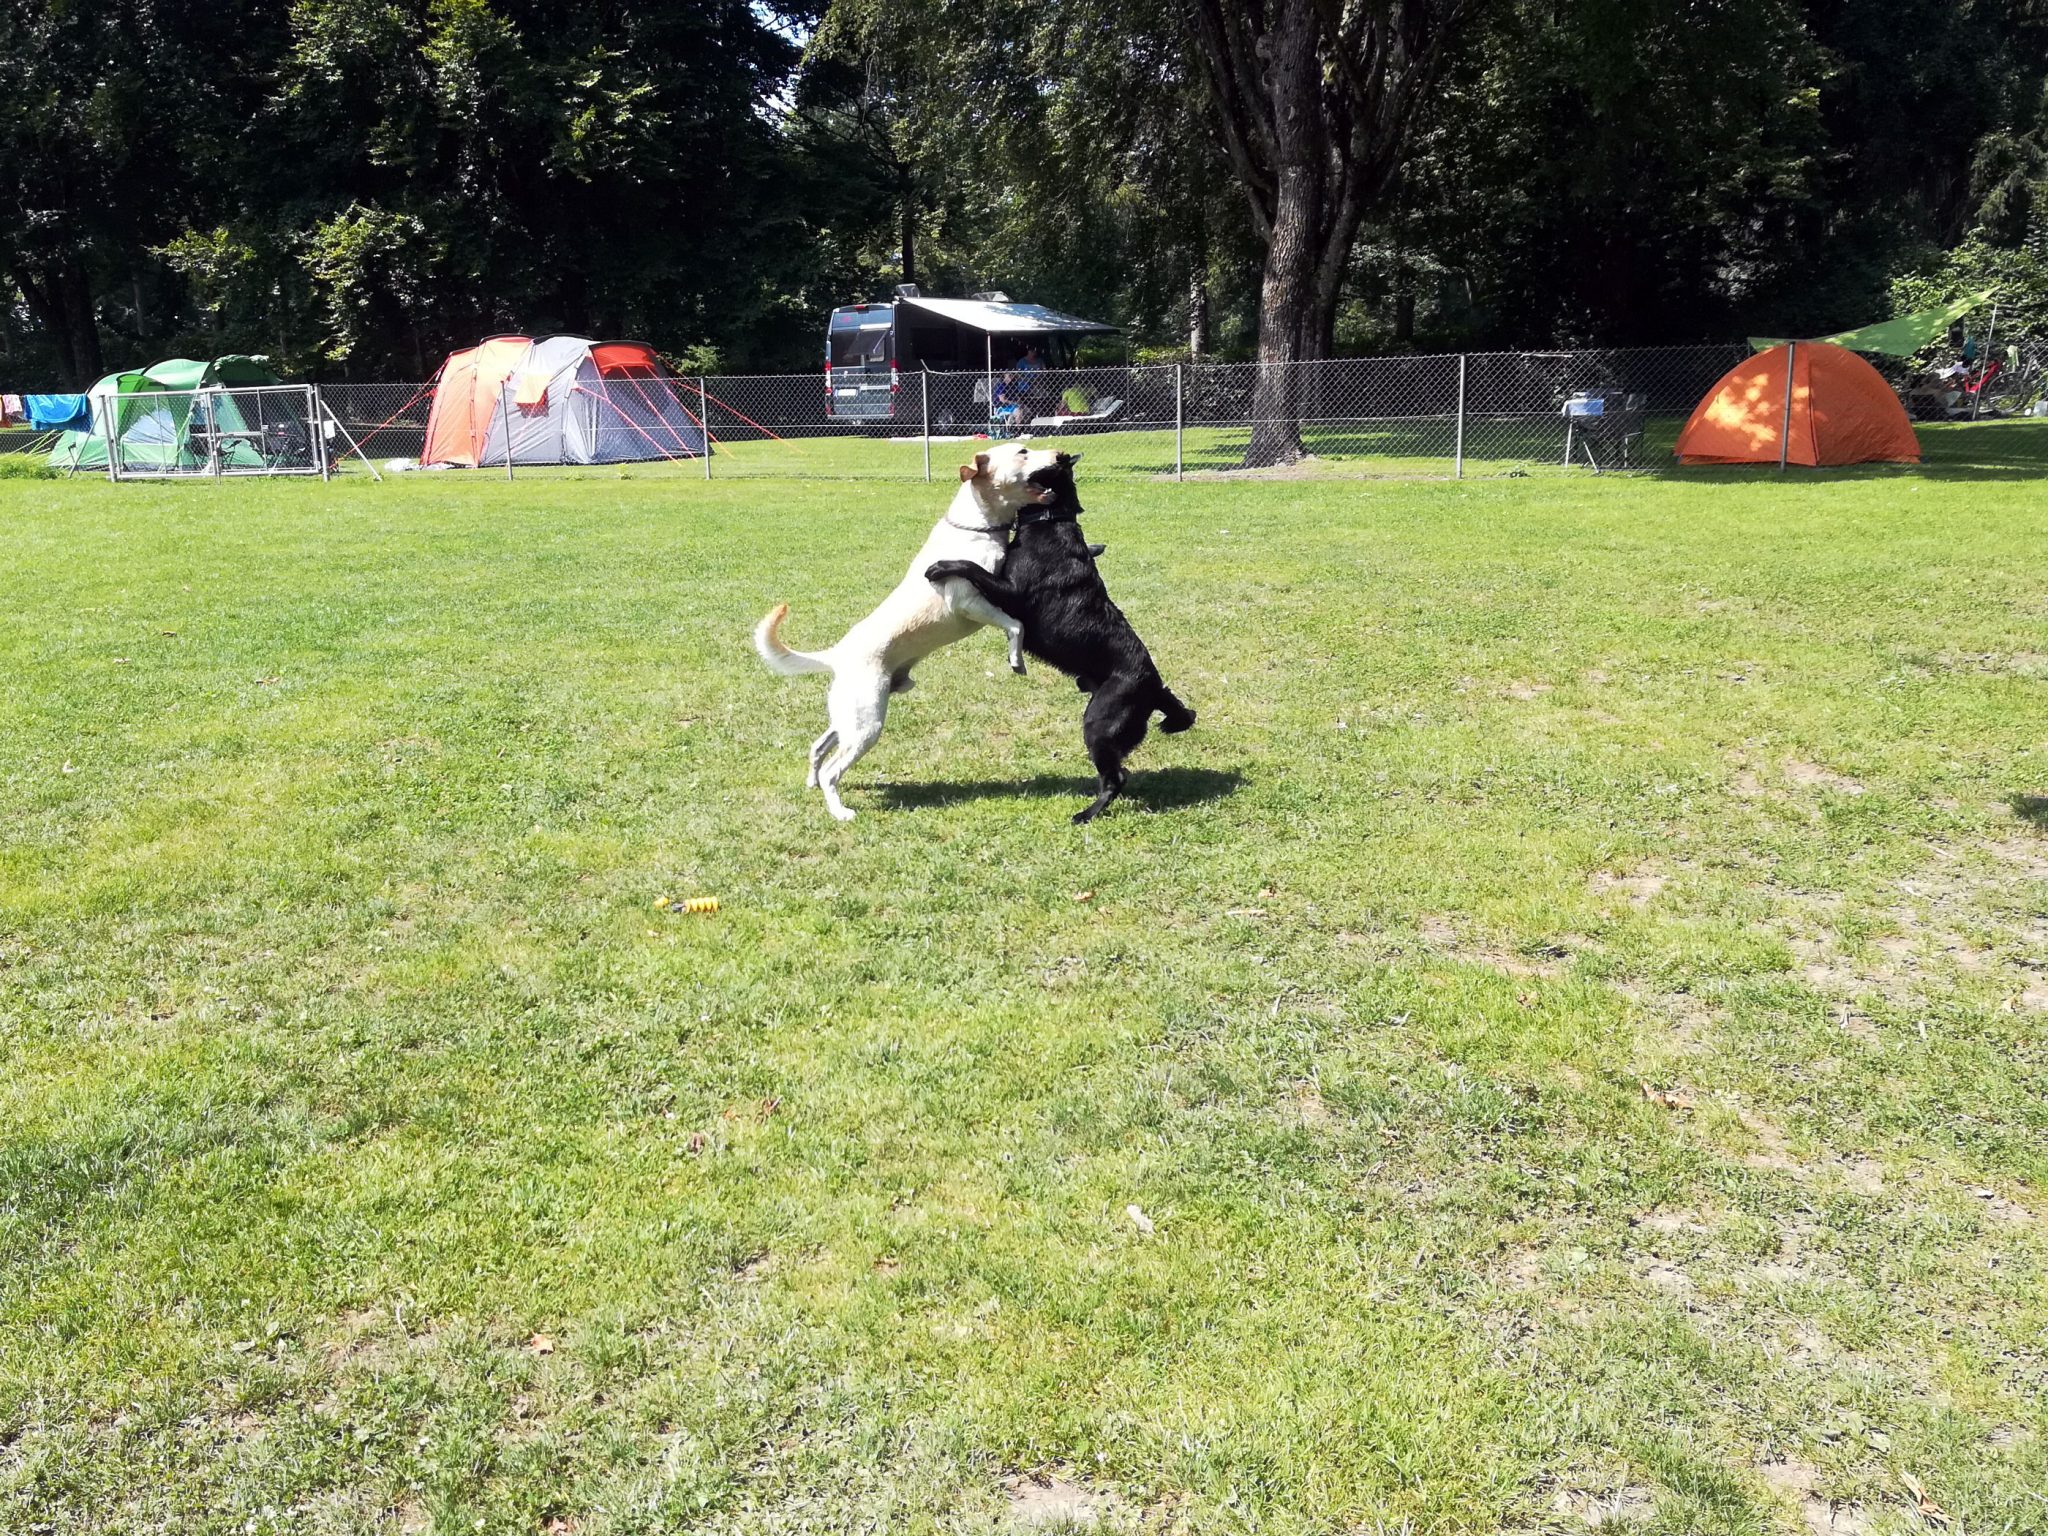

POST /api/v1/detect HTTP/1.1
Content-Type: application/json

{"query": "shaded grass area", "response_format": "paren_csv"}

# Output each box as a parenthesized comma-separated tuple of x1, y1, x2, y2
(2, 454, 2046, 1534)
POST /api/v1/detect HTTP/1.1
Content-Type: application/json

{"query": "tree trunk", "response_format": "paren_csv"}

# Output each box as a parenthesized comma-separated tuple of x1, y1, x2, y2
(1188, 264, 1208, 359)
(900, 191, 918, 287)
(1243, 3, 1321, 467)
(13, 261, 101, 385)
(60, 258, 101, 384)
(1246, 171, 1319, 464)
(1188, 0, 1477, 468)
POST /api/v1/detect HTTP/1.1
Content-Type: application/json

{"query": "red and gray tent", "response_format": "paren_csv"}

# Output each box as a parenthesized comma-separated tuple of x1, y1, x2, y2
(422, 336, 706, 467)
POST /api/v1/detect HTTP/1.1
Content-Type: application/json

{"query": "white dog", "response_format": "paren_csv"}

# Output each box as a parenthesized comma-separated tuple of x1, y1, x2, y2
(754, 443, 1059, 820)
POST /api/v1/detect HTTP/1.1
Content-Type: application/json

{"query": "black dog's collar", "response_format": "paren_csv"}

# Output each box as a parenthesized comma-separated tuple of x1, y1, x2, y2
(1015, 503, 1081, 527)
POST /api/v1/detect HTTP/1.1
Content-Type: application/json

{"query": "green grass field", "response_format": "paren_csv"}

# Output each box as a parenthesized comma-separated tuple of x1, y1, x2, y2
(3, 424, 2045, 1535)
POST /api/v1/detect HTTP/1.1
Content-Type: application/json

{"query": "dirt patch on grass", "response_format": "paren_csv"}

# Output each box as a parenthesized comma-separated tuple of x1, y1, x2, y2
(1005, 1472, 1116, 1529)
(1420, 914, 1575, 978)
(1733, 1104, 1803, 1173)
(1632, 1207, 1712, 1236)
(1551, 1482, 1657, 1528)
(1590, 868, 1668, 908)
(1757, 1459, 1869, 1536)
(1783, 759, 1865, 796)
(1292, 1079, 1334, 1127)
(1637, 1260, 1694, 1295)
(1617, 984, 1718, 1055)
(1935, 649, 2048, 678)
(1969, 1187, 2038, 1226)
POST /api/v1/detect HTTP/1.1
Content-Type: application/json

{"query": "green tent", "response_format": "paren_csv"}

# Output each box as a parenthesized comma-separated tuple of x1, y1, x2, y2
(51, 356, 284, 471)
(1749, 290, 1997, 359)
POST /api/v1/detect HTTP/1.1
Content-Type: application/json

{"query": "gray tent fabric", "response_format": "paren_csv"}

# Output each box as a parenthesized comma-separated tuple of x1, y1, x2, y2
(473, 337, 703, 465)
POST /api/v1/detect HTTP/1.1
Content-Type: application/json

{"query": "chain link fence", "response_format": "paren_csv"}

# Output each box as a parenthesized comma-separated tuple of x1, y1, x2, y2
(24, 342, 2041, 480)
(323, 346, 1754, 482)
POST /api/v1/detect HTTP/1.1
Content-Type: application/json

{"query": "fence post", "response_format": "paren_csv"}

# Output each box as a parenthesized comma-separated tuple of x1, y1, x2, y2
(1971, 304, 1998, 422)
(1777, 341, 1796, 472)
(100, 395, 119, 484)
(922, 369, 932, 483)
(501, 382, 515, 481)
(1174, 363, 1184, 481)
(312, 386, 330, 481)
(1454, 355, 1467, 479)
(699, 377, 711, 479)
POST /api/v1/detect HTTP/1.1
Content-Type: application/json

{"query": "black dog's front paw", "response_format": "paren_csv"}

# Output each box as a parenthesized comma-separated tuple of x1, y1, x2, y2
(924, 560, 974, 582)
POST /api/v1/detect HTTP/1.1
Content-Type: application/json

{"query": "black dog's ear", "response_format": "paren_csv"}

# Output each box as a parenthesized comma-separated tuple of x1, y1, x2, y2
(1086, 542, 1106, 558)
(1056, 451, 1083, 467)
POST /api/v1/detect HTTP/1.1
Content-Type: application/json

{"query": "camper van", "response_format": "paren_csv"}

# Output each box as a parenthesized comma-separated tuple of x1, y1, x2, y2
(825, 287, 1117, 423)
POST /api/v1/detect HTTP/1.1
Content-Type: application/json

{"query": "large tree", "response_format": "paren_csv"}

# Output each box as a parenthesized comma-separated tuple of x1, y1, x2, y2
(1188, 0, 1483, 462)
(0, 0, 285, 383)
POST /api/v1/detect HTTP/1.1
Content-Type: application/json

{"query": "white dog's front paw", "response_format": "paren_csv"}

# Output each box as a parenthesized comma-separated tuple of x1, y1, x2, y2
(1010, 653, 1028, 675)
(827, 803, 857, 822)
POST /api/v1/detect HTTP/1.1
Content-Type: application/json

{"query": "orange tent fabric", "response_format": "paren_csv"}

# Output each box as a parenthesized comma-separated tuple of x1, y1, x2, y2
(421, 335, 532, 467)
(1675, 341, 1919, 466)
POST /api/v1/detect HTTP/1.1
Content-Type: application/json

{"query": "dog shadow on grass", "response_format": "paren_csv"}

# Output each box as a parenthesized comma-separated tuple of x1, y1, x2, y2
(2009, 793, 2048, 828)
(879, 765, 1244, 813)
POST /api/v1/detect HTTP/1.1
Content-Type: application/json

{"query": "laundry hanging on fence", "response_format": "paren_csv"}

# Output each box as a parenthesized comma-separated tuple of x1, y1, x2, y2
(25, 394, 92, 432)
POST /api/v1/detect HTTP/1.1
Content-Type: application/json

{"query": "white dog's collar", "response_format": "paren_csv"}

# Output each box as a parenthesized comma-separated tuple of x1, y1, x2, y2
(943, 515, 1005, 536)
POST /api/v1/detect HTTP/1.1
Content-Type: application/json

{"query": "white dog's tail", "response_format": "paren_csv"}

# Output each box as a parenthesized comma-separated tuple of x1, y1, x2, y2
(754, 603, 832, 677)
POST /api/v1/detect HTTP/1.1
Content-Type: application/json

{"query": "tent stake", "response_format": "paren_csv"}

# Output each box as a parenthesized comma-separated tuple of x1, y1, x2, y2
(1778, 342, 1796, 471)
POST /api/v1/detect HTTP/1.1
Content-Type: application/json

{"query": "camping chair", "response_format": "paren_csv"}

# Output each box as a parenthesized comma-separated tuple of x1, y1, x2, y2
(1562, 391, 1644, 472)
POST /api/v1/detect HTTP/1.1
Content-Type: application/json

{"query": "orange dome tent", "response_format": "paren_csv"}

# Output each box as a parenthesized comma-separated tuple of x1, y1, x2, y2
(1675, 341, 1920, 467)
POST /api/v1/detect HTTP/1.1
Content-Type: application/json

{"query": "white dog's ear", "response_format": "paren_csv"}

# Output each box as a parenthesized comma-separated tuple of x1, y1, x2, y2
(957, 451, 990, 483)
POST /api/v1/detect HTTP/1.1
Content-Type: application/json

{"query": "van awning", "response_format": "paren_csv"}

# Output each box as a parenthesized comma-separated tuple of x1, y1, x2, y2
(896, 296, 1118, 336)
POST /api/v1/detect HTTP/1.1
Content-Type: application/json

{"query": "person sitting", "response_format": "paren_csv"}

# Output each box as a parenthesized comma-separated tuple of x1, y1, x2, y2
(990, 373, 1024, 436)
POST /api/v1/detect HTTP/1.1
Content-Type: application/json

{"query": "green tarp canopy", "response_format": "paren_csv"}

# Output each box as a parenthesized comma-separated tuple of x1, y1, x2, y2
(50, 355, 283, 470)
(1749, 290, 1997, 359)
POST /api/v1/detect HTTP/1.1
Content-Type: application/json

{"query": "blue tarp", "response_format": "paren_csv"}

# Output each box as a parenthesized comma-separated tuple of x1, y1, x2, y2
(25, 394, 91, 431)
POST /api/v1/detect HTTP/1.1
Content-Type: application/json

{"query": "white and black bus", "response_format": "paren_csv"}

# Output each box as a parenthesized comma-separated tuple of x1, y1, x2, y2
(825, 287, 1117, 423)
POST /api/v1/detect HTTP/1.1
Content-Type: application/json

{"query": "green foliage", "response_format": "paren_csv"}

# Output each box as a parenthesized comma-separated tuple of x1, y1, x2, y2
(2, 0, 2045, 380)
(0, 452, 53, 480)
(663, 342, 727, 376)
(1891, 236, 2048, 350)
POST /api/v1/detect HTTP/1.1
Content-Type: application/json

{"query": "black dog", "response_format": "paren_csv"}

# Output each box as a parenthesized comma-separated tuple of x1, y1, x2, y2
(926, 453, 1194, 822)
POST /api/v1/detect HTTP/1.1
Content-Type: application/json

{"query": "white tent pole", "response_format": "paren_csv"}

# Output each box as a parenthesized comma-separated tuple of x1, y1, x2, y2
(503, 381, 515, 481)
(986, 333, 993, 434)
